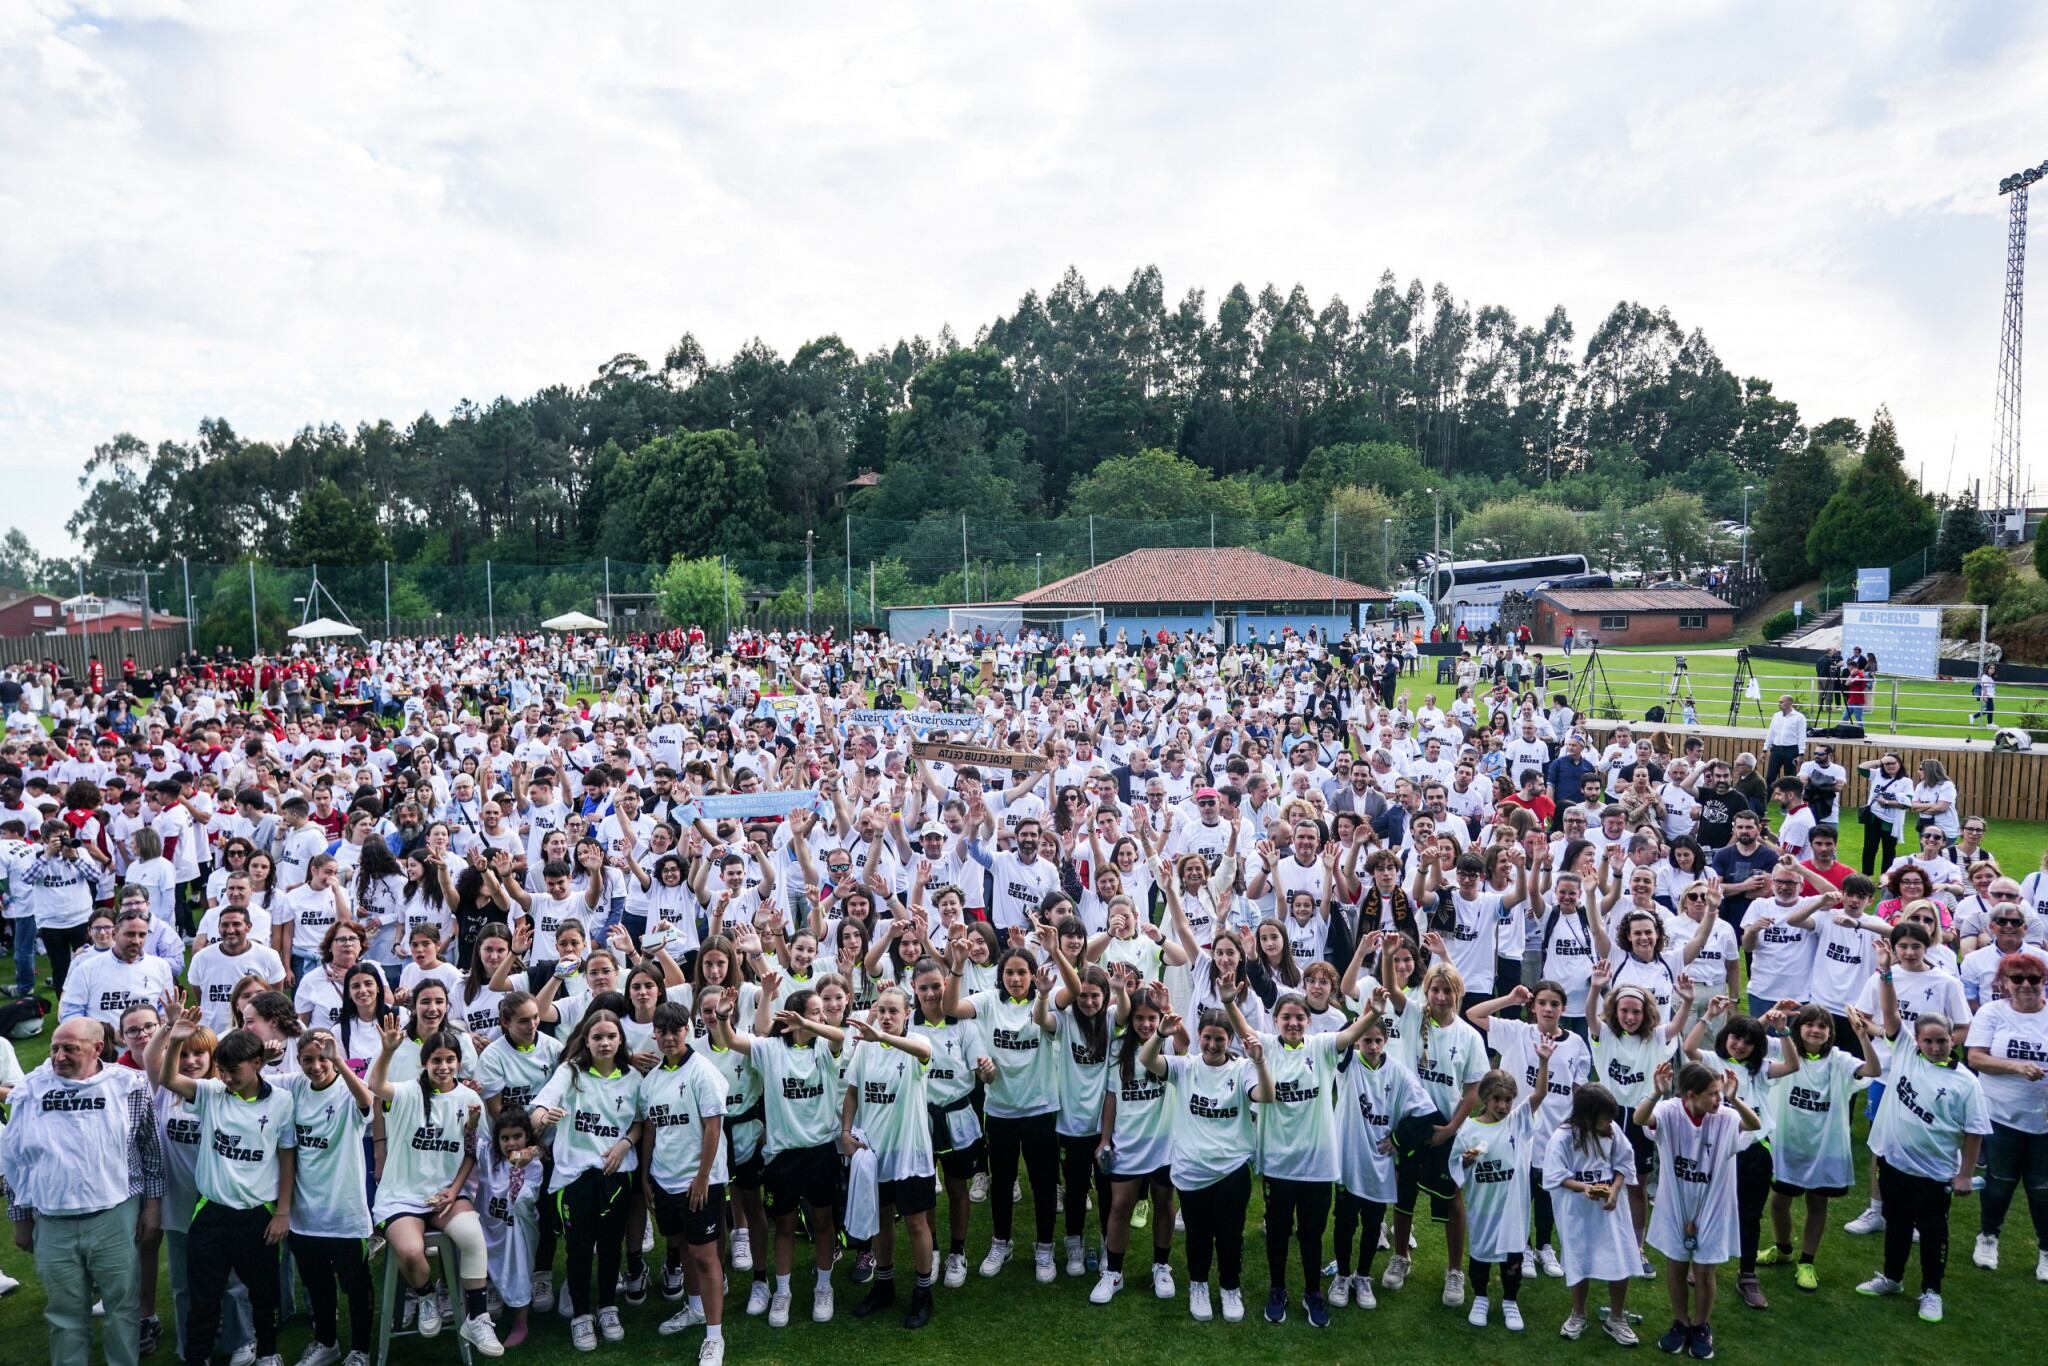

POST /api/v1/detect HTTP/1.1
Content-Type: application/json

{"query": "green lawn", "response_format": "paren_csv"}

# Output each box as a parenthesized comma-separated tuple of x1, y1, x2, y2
(1561, 647, 2038, 742)
(5, 821, 2046, 1365)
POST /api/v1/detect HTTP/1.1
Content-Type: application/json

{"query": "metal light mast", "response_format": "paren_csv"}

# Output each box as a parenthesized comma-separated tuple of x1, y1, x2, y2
(1989, 159, 2048, 542)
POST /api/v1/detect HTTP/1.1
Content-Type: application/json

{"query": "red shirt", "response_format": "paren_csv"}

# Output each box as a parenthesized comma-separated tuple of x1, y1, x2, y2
(1801, 858, 1852, 892)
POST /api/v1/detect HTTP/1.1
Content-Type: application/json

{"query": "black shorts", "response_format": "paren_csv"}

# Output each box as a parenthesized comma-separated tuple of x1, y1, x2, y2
(1394, 1112, 1455, 1221)
(1107, 1163, 1172, 1187)
(651, 1182, 729, 1245)
(1771, 1180, 1849, 1199)
(763, 1143, 839, 1218)
(928, 1106, 985, 1182)
(877, 1174, 938, 1216)
(1621, 1110, 1656, 1174)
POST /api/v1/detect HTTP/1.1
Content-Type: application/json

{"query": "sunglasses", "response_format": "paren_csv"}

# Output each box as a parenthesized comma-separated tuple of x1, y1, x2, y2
(1683, 892, 1708, 902)
(1991, 918, 2027, 928)
(2007, 974, 2044, 987)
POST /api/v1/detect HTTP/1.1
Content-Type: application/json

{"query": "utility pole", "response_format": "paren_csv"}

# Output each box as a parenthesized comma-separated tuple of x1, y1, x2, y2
(139, 568, 151, 629)
(804, 530, 815, 633)
(383, 560, 391, 638)
(248, 560, 259, 656)
(960, 514, 970, 603)
(485, 560, 494, 636)
(1989, 157, 2047, 541)
(603, 556, 612, 622)
(181, 556, 194, 654)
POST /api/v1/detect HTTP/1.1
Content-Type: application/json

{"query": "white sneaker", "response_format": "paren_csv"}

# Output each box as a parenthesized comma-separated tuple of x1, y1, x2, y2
(1845, 1204, 1886, 1235)
(0, 1270, 17, 1295)
(1502, 1301, 1524, 1332)
(459, 1314, 506, 1357)
(596, 1306, 624, 1342)
(1539, 1246, 1565, 1278)
(980, 1239, 1013, 1277)
(2037, 1249, 2048, 1284)
(342, 1353, 369, 1366)
(944, 1252, 968, 1288)
(92, 1300, 106, 1318)
(1856, 1274, 1903, 1296)
(813, 1281, 834, 1322)
(1034, 1242, 1056, 1283)
(1327, 1275, 1351, 1308)
(970, 1172, 990, 1203)
(768, 1289, 792, 1328)
(1090, 1270, 1123, 1304)
(1189, 1283, 1213, 1322)
(1919, 1291, 1944, 1323)
(294, 1344, 342, 1366)
(746, 1280, 772, 1316)
(1352, 1274, 1377, 1309)
(1443, 1268, 1466, 1307)
(731, 1228, 753, 1272)
(1560, 1311, 1587, 1340)
(1065, 1235, 1085, 1277)
(1153, 1262, 1176, 1299)
(1383, 1254, 1411, 1291)
(642, 1221, 655, 1254)
(231, 1347, 257, 1366)
(1521, 1250, 1537, 1280)
(254, 1356, 282, 1366)
(416, 1289, 443, 1338)
(659, 1305, 707, 1335)
(1220, 1287, 1244, 1322)
(1974, 1234, 2000, 1270)
(1602, 1315, 1640, 1347)
(1468, 1293, 1490, 1327)
(698, 1339, 725, 1366)
(570, 1315, 597, 1352)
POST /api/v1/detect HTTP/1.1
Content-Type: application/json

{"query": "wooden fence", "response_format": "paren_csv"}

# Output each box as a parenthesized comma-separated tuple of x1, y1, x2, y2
(1583, 718, 2047, 824)
(1, 626, 191, 682)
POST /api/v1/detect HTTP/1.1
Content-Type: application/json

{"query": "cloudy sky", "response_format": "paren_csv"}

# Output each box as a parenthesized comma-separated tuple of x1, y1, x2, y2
(3, 0, 2044, 556)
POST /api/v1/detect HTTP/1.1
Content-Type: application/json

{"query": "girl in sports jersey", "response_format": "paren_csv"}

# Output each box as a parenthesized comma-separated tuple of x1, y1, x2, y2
(387, 980, 478, 1082)
(1092, 987, 1177, 1306)
(283, 1029, 376, 1366)
(668, 935, 761, 1042)
(1141, 992, 1276, 1324)
(1544, 1084, 1640, 1345)
(642, 1000, 735, 1361)
(828, 918, 882, 1012)
(1634, 1060, 1763, 1361)
(1758, 1002, 1876, 1290)
(1228, 983, 1380, 1327)
(472, 1108, 544, 1349)
(1329, 995, 1432, 1310)
(458, 925, 514, 1042)
(839, 986, 940, 1330)
(537, 948, 623, 1038)
(1036, 929, 1115, 1278)
(1469, 980, 1594, 1280)
(1248, 918, 1302, 1008)
(1683, 999, 1776, 1309)
(1450, 1042, 1555, 1331)
(1382, 955, 1487, 1305)
(942, 942, 1062, 1282)
(692, 987, 771, 1317)
(727, 975, 850, 1324)
(1585, 962, 1684, 1271)
(909, 957, 993, 1292)
(530, 1009, 646, 1348)
(366, 1020, 502, 1356)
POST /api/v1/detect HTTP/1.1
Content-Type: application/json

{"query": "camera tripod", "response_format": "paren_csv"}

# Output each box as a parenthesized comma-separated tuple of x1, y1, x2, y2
(1566, 643, 1620, 721)
(1727, 649, 1767, 726)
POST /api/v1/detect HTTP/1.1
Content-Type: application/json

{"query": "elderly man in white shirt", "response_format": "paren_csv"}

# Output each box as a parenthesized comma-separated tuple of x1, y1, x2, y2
(1764, 693, 1809, 784)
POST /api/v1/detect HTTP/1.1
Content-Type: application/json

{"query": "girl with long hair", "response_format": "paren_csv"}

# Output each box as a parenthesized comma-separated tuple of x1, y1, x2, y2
(1090, 986, 1177, 1307)
(1544, 1084, 1640, 1345)
(1449, 1043, 1555, 1331)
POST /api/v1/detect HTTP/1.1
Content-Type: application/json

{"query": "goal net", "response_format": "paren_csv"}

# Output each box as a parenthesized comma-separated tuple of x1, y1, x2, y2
(944, 604, 1104, 643)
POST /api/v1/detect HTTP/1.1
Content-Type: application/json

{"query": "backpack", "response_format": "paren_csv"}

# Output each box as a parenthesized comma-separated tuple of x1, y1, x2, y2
(0, 992, 48, 1041)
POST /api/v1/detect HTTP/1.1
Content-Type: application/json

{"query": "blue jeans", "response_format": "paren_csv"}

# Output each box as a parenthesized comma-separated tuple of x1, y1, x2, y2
(291, 951, 320, 985)
(10, 915, 35, 994)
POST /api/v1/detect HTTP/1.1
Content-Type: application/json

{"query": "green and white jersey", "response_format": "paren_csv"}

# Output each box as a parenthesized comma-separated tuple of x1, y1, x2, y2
(843, 1041, 934, 1181)
(1868, 1045, 1990, 1183)
(284, 1074, 371, 1238)
(1162, 1054, 1259, 1191)
(1589, 1029, 1669, 1109)
(664, 982, 762, 1045)
(1335, 1053, 1433, 1203)
(1700, 1053, 1774, 1151)
(371, 1082, 482, 1222)
(533, 1064, 642, 1190)
(1769, 1048, 1868, 1190)
(751, 1036, 839, 1159)
(1254, 1031, 1341, 1183)
(1412, 1013, 1488, 1118)
(1103, 1051, 1172, 1178)
(191, 1078, 297, 1211)
(701, 1041, 764, 1164)
(473, 1033, 564, 1115)
(1100, 934, 1164, 984)
(640, 1050, 729, 1193)
(968, 989, 1057, 1119)
(908, 1013, 987, 1109)
(1052, 1005, 1115, 1139)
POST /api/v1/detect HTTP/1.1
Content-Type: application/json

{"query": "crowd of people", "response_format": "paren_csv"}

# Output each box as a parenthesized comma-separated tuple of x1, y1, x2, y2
(0, 620, 2042, 1366)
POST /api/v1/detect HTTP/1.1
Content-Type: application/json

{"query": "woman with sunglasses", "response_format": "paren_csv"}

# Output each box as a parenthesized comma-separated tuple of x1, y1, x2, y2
(1857, 754, 1912, 876)
(1960, 883, 2048, 1010)
(1965, 951, 2048, 1277)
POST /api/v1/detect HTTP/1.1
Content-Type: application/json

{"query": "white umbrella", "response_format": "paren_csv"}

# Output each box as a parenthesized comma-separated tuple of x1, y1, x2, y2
(287, 617, 362, 640)
(542, 611, 607, 631)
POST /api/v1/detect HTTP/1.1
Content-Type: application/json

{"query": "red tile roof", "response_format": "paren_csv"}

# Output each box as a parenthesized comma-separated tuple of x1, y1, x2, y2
(1538, 587, 1733, 613)
(1014, 547, 1392, 606)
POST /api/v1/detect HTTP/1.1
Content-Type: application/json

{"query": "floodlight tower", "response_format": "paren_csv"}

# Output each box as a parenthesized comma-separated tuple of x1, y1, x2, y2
(1988, 159, 2048, 543)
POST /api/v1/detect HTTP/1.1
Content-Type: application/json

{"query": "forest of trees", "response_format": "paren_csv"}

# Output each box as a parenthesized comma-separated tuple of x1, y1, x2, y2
(6, 263, 1987, 640)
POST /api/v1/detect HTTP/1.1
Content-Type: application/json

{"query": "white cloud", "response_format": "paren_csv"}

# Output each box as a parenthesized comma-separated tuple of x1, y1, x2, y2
(1, 0, 2044, 553)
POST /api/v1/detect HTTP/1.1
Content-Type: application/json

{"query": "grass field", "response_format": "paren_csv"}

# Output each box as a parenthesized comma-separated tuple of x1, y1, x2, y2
(4, 823, 2046, 1366)
(1561, 647, 2043, 743)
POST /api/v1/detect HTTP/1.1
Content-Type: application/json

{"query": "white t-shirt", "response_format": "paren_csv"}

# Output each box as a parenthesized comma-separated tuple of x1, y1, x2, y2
(639, 1050, 731, 1192)
(1252, 1031, 1341, 1183)
(1966, 999, 2048, 1133)
(1868, 1045, 1989, 1182)
(1740, 900, 1815, 1002)
(968, 989, 1058, 1118)
(1162, 1054, 1260, 1191)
